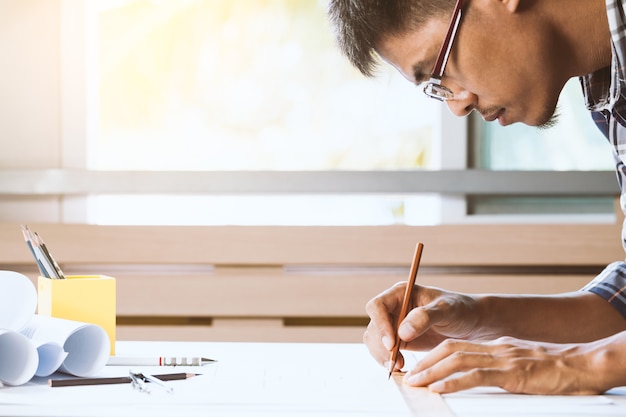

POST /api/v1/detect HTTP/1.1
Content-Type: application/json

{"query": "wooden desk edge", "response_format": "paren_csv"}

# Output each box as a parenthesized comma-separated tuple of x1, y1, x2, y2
(392, 373, 455, 417)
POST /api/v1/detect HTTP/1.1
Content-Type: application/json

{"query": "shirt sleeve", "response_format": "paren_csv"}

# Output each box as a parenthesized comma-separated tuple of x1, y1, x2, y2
(581, 261, 626, 318)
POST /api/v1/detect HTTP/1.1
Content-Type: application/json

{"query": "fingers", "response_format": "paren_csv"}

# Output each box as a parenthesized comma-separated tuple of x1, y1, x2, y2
(398, 291, 474, 348)
(363, 283, 473, 371)
(404, 349, 523, 394)
(363, 282, 407, 368)
(401, 337, 588, 395)
(404, 340, 502, 389)
(364, 283, 459, 370)
(427, 368, 508, 394)
(408, 339, 491, 374)
(364, 289, 398, 348)
(398, 303, 435, 341)
(363, 320, 406, 370)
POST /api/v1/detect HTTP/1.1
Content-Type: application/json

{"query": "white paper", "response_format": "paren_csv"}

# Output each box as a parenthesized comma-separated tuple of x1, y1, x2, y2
(1, 342, 625, 417)
(34, 343, 68, 377)
(444, 387, 624, 416)
(0, 342, 415, 417)
(0, 270, 37, 331)
(0, 271, 110, 385)
(0, 330, 38, 386)
(21, 315, 109, 377)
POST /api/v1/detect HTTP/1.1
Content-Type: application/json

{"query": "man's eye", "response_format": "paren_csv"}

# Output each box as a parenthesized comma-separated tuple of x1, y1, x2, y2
(413, 72, 427, 84)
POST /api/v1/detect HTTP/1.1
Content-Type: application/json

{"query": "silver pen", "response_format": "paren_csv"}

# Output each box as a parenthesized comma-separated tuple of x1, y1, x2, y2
(108, 356, 216, 366)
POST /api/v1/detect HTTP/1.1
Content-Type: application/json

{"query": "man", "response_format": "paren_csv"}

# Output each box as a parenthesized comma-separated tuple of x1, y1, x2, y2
(328, 0, 626, 394)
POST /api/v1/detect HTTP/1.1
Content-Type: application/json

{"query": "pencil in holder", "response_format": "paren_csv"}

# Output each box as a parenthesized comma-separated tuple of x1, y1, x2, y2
(37, 275, 116, 355)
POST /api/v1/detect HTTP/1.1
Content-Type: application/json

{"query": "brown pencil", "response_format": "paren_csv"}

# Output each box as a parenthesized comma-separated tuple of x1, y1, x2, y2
(388, 242, 424, 379)
(49, 372, 200, 387)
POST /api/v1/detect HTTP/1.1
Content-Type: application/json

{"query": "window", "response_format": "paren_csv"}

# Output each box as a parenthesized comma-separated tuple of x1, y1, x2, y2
(472, 79, 613, 171)
(87, 0, 442, 225)
(0, 1, 615, 225)
(94, 0, 436, 171)
(469, 79, 616, 221)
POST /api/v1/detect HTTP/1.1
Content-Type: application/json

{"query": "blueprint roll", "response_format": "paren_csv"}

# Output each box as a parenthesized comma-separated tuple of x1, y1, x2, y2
(24, 315, 110, 378)
(60, 321, 110, 377)
(0, 330, 38, 386)
(0, 271, 37, 331)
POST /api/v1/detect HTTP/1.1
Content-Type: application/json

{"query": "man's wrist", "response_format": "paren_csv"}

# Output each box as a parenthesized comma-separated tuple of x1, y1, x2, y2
(472, 294, 502, 340)
(585, 332, 626, 391)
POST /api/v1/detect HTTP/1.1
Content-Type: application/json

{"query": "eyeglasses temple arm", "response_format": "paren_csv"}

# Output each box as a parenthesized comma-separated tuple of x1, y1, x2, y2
(431, 0, 464, 79)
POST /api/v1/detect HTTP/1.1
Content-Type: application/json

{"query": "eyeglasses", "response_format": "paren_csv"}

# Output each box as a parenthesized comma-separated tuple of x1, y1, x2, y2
(423, 0, 464, 101)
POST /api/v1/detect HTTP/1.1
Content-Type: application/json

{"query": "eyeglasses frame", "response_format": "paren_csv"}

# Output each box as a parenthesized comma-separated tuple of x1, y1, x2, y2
(423, 0, 465, 101)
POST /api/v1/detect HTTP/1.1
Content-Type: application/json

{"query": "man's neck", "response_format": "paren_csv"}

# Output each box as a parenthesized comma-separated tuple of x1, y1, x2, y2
(546, 0, 612, 77)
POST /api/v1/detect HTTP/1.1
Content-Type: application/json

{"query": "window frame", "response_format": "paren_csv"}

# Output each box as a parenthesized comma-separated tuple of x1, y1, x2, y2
(0, 0, 617, 226)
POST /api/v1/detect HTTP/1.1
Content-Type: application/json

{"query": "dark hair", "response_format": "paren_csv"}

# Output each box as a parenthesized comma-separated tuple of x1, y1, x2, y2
(327, 0, 455, 77)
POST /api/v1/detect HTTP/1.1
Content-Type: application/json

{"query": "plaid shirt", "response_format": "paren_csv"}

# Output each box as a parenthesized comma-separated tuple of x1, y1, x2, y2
(579, 0, 626, 317)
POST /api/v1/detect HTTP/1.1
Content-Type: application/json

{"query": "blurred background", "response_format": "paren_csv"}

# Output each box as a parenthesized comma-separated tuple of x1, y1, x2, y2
(0, 0, 615, 227)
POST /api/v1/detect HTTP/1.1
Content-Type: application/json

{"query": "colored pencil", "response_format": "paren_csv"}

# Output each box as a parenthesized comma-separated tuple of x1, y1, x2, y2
(388, 242, 424, 379)
(48, 372, 200, 387)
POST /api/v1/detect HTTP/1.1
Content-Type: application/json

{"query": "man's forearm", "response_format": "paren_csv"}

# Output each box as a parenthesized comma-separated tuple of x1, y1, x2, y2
(475, 291, 626, 343)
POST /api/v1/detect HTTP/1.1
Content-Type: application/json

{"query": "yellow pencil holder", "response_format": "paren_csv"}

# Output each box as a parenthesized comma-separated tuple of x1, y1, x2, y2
(38, 275, 116, 355)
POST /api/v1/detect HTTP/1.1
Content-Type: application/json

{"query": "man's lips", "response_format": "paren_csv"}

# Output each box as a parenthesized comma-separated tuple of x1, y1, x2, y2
(482, 108, 505, 122)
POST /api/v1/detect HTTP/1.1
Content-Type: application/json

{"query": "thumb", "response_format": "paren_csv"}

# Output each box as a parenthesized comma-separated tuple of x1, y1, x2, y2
(398, 306, 431, 341)
(398, 301, 450, 342)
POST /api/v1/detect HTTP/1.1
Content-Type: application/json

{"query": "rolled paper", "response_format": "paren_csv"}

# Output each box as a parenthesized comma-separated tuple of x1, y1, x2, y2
(0, 330, 38, 386)
(0, 271, 37, 331)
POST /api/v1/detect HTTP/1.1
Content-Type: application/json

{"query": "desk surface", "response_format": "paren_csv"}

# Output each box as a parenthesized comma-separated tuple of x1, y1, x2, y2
(1, 341, 625, 417)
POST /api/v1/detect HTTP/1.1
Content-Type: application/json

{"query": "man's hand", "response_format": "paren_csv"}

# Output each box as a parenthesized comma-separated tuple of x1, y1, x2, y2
(363, 282, 481, 372)
(403, 336, 613, 395)
(364, 280, 626, 393)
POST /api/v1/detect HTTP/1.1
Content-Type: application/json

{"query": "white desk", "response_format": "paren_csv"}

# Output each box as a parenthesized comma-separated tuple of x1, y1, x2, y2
(1, 341, 625, 417)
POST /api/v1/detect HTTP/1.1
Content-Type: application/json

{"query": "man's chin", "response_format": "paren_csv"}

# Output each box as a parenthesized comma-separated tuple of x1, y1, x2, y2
(535, 108, 560, 130)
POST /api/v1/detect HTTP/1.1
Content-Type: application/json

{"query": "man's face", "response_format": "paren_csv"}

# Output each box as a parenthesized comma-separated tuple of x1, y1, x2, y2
(376, 1, 566, 128)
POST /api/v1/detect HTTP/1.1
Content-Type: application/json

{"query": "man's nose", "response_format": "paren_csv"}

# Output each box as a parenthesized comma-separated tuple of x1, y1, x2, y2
(445, 89, 477, 117)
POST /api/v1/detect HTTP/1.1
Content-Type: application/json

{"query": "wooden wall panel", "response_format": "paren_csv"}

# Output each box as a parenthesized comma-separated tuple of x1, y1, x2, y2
(0, 223, 620, 342)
